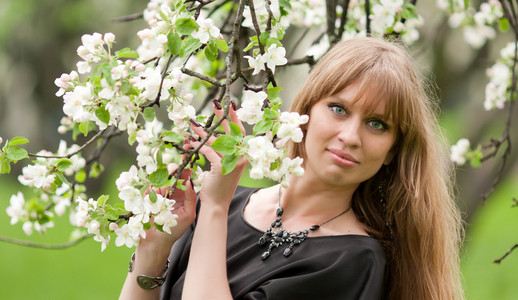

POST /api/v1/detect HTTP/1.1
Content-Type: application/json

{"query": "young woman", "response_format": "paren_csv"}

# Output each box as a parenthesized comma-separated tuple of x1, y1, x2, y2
(120, 37, 464, 300)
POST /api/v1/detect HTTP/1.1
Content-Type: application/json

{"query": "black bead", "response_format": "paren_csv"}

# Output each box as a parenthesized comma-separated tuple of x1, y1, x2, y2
(309, 225, 320, 231)
(275, 230, 284, 237)
(274, 237, 282, 243)
(258, 236, 267, 246)
(283, 248, 293, 257)
(262, 251, 271, 260)
(293, 239, 301, 245)
(276, 207, 284, 217)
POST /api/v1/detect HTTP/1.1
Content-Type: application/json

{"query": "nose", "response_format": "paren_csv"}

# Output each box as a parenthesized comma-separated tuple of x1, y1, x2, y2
(337, 118, 361, 148)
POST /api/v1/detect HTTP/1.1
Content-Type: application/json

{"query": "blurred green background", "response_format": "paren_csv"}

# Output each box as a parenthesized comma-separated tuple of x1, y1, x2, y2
(1, 0, 518, 299)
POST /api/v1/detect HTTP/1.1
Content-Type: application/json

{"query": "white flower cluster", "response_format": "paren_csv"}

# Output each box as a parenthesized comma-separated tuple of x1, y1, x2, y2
(438, 0, 503, 48)
(115, 165, 178, 248)
(237, 90, 308, 186)
(484, 42, 516, 110)
(6, 191, 56, 236)
(450, 138, 471, 165)
(246, 135, 305, 187)
(245, 44, 288, 75)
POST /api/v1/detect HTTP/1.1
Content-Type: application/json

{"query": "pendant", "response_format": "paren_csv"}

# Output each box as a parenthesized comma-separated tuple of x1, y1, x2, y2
(258, 228, 309, 260)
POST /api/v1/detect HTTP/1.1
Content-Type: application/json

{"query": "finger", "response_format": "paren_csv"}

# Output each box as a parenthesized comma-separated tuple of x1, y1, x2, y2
(183, 178, 197, 218)
(228, 100, 246, 136)
(190, 123, 217, 145)
(188, 138, 222, 162)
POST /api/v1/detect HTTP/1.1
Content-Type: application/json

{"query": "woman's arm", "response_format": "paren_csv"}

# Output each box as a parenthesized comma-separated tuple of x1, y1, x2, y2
(182, 102, 247, 300)
(119, 166, 197, 300)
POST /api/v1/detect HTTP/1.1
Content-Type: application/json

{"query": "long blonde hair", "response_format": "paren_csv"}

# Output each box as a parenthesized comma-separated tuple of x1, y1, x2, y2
(289, 37, 464, 299)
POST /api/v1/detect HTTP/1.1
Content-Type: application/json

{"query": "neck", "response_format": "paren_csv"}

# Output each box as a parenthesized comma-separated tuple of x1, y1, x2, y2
(281, 174, 357, 221)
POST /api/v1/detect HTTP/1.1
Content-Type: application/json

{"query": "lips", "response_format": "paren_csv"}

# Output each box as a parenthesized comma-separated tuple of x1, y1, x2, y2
(327, 148, 359, 167)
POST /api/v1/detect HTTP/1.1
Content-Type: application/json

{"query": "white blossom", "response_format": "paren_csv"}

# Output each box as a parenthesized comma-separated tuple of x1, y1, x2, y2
(236, 90, 267, 125)
(262, 44, 288, 74)
(191, 18, 220, 44)
(6, 192, 27, 225)
(18, 164, 55, 189)
(450, 138, 471, 165)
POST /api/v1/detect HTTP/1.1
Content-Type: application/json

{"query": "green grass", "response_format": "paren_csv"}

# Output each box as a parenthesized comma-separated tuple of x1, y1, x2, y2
(460, 177, 518, 300)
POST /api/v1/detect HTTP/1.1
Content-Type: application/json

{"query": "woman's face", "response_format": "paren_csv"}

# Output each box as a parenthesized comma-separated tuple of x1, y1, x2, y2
(302, 81, 398, 189)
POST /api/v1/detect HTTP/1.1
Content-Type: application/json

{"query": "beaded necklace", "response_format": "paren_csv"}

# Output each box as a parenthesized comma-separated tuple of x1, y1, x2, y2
(258, 186, 352, 260)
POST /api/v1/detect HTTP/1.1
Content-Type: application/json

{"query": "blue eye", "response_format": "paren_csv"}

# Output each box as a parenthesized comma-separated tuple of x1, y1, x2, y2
(329, 104, 346, 115)
(368, 120, 387, 130)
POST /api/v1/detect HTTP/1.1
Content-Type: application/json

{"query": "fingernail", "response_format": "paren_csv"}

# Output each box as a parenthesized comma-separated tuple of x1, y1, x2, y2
(189, 135, 197, 142)
(212, 99, 222, 110)
(231, 100, 237, 111)
(190, 118, 201, 127)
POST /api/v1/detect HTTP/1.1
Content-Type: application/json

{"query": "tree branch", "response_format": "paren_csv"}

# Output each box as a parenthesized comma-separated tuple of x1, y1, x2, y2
(29, 129, 108, 159)
(493, 244, 518, 263)
(0, 234, 93, 249)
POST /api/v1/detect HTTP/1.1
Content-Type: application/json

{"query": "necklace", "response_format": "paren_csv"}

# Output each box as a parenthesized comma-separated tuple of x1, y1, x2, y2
(257, 186, 352, 260)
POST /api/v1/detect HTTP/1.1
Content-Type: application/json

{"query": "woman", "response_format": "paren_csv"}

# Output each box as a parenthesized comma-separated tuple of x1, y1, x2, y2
(120, 37, 464, 299)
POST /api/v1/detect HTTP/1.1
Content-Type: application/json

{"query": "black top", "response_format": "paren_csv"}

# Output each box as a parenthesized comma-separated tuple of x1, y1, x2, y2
(160, 186, 388, 300)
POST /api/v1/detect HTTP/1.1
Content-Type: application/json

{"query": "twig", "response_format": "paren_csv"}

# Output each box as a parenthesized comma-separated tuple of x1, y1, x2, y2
(29, 129, 108, 159)
(365, 0, 371, 35)
(181, 67, 224, 87)
(493, 244, 518, 263)
(326, 0, 338, 42)
(337, 0, 351, 41)
(112, 13, 143, 23)
(0, 234, 93, 249)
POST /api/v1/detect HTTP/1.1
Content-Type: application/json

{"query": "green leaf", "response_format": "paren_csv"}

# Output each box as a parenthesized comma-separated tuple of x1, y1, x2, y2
(180, 37, 202, 58)
(143, 107, 156, 122)
(149, 167, 169, 187)
(8, 137, 29, 147)
(161, 131, 183, 143)
(89, 162, 104, 178)
(229, 122, 243, 137)
(253, 119, 274, 135)
(57, 173, 70, 185)
(216, 39, 228, 52)
(101, 63, 114, 86)
(97, 195, 110, 207)
(79, 122, 95, 137)
(75, 169, 86, 183)
(104, 206, 119, 221)
(499, 18, 510, 32)
(128, 132, 137, 146)
(211, 135, 238, 155)
(175, 18, 199, 35)
(95, 106, 110, 124)
(167, 31, 182, 55)
(221, 154, 239, 175)
(6, 147, 28, 161)
(121, 81, 140, 96)
(116, 47, 139, 59)
(55, 158, 73, 171)
(267, 86, 282, 100)
(205, 43, 218, 61)
(143, 222, 151, 230)
(154, 223, 164, 232)
(149, 190, 158, 203)
(259, 32, 270, 45)
(1, 158, 11, 174)
(264, 108, 279, 119)
(243, 36, 258, 52)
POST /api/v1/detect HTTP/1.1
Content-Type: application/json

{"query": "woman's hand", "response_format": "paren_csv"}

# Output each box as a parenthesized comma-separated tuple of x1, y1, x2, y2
(187, 100, 248, 210)
(139, 164, 197, 251)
